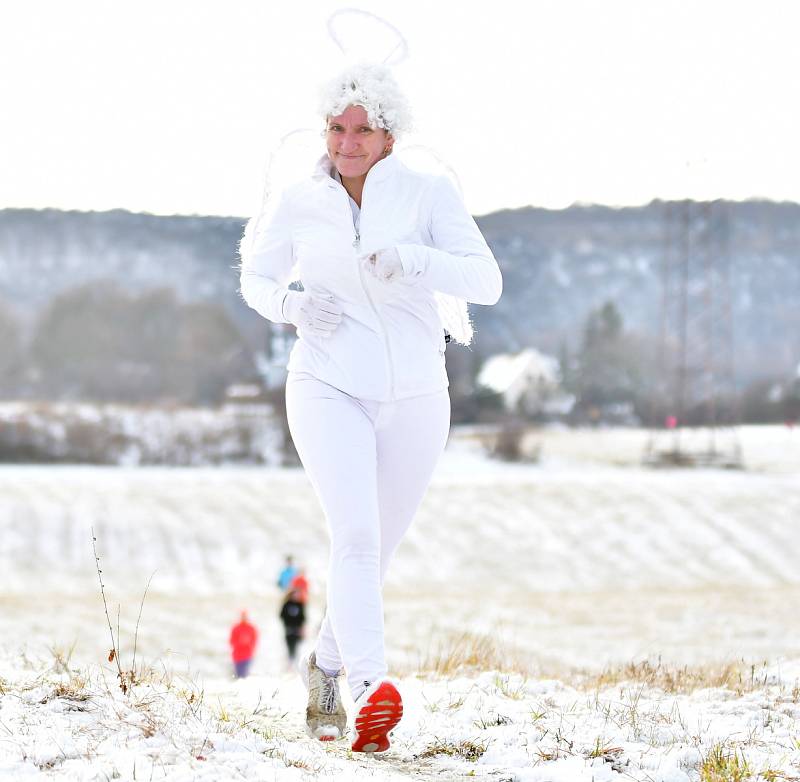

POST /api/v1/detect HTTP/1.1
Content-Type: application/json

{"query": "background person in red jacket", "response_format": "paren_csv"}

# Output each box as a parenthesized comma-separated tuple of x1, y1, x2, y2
(289, 568, 309, 604)
(229, 611, 258, 678)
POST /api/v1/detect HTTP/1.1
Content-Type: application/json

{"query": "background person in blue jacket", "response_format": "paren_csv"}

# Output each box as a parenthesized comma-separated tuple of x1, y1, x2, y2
(239, 61, 502, 753)
(277, 554, 298, 591)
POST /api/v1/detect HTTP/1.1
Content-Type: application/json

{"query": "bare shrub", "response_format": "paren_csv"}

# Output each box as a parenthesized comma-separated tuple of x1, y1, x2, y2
(485, 421, 540, 463)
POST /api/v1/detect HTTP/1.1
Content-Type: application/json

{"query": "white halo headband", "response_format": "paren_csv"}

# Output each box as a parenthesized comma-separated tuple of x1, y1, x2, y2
(326, 8, 409, 66)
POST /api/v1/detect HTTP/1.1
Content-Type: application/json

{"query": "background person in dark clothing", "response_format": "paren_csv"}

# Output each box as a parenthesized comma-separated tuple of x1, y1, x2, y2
(279, 588, 306, 664)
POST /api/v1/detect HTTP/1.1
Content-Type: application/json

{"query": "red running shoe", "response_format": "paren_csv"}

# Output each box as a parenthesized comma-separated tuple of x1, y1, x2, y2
(350, 679, 403, 753)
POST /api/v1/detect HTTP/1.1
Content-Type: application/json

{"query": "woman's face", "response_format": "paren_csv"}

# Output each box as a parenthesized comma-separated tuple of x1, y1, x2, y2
(326, 104, 394, 180)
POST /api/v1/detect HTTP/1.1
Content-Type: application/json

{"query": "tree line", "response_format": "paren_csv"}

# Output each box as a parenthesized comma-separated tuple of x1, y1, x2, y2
(0, 282, 255, 405)
(1, 286, 796, 423)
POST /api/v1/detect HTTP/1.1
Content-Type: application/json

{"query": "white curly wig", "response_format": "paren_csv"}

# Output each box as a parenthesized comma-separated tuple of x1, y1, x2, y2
(317, 62, 413, 140)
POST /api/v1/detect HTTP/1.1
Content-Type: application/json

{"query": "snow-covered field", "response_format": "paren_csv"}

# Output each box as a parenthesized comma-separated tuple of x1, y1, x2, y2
(4, 653, 800, 781)
(1, 424, 799, 780)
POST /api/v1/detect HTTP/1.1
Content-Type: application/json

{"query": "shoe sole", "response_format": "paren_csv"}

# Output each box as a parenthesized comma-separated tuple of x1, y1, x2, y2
(351, 681, 403, 753)
(307, 724, 342, 741)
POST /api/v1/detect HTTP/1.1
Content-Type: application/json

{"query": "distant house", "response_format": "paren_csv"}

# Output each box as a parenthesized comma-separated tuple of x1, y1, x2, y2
(477, 348, 574, 417)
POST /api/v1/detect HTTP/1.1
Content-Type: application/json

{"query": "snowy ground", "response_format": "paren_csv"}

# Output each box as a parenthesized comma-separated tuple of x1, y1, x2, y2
(3, 651, 800, 780)
(1, 424, 799, 779)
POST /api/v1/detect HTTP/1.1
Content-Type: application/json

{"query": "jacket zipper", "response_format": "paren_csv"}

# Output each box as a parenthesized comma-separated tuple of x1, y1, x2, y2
(353, 228, 396, 400)
(334, 179, 396, 400)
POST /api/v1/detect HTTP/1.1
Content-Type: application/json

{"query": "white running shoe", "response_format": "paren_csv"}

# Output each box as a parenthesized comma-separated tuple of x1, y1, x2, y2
(299, 652, 347, 741)
(350, 678, 403, 753)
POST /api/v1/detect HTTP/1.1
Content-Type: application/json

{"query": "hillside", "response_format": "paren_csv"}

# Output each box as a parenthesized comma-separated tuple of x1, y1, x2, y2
(2, 200, 799, 384)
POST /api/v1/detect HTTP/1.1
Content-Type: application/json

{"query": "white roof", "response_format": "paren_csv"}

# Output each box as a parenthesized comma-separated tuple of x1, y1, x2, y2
(477, 348, 559, 394)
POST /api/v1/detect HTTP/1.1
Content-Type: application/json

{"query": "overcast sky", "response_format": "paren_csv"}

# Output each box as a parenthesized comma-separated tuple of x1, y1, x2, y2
(1, 0, 798, 217)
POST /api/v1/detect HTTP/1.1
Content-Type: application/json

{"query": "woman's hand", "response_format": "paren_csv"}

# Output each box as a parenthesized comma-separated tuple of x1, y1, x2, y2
(282, 290, 343, 337)
(361, 247, 404, 283)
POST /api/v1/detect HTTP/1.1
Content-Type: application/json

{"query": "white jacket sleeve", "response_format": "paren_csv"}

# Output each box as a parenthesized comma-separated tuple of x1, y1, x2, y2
(238, 192, 295, 324)
(395, 175, 503, 305)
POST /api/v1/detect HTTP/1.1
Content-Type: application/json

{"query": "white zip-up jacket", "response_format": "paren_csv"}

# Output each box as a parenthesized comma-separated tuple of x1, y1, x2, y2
(239, 152, 502, 402)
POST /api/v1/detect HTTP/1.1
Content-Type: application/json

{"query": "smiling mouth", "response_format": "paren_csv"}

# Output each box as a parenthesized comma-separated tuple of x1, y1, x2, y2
(339, 154, 364, 159)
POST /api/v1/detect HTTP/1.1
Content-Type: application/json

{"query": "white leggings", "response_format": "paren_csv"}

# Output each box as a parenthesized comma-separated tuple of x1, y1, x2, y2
(285, 372, 450, 698)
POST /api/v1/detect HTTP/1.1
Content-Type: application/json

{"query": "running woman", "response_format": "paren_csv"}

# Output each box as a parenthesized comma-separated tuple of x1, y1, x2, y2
(239, 62, 502, 753)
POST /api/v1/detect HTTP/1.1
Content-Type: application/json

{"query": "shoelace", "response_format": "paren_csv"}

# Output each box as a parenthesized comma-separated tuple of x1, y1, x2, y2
(320, 674, 338, 714)
(355, 680, 371, 704)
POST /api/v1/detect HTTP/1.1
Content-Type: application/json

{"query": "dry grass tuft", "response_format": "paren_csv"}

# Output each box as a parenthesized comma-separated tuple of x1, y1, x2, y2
(48, 643, 77, 675)
(586, 737, 624, 760)
(536, 747, 561, 762)
(412, 632, 526, 677)
(215, 700, 232, 723)
(423, 691, 468, 713)
(176, 684, 205, 716)
(417, 737, 489, 762)
(52, 675, 91, 702)
(699, 743, 751, 782)
(136, 707, 161, 739)
(535, 729, 576, 762)
(584, 738, 628, 772)
(760, 770, 800, 782)
(473, 711, 513, 729)
(572, 658, 760, 695)
(263, 747, 324, 773)
(494, 673, 528, 700)
(407, 640, 772, 700)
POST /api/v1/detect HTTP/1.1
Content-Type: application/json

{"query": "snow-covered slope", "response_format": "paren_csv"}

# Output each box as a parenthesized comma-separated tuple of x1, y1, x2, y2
(1, 425, 799, 779)
(1, 426, 799, 677)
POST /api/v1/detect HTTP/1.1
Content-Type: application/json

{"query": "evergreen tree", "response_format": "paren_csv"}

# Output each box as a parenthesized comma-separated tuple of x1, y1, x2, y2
(573, 300, 644, 418)
(0, 301, 22, 397)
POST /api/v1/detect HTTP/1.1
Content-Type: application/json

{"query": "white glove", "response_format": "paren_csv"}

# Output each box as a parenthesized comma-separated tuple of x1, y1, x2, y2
(361, 247, 404, 283)
(281, 290, 343, 338)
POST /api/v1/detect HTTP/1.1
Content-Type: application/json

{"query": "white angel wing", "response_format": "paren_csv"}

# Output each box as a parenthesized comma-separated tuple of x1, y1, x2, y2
(239, 128, 323, 278)
(258, 128, 324, 210)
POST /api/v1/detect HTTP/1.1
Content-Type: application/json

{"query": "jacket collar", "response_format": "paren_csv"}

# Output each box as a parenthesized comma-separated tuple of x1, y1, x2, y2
(312, 152, 400, 187)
